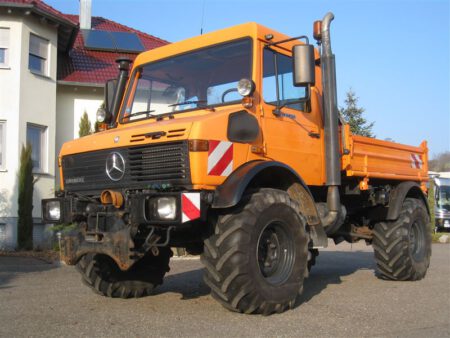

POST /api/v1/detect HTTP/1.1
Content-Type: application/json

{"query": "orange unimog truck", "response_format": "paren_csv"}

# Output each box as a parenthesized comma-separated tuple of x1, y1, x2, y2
(42, 12, 431, 315)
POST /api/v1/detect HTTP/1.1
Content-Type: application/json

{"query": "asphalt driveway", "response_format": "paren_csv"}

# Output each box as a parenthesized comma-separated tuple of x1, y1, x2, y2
(0, 242, 449, 337)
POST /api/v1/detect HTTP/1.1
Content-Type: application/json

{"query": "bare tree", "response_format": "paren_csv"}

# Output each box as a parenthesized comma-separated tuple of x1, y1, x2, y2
(429, 152, 450, 172)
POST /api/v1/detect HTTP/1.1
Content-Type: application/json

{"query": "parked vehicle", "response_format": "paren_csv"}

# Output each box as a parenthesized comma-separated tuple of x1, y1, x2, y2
(42, 12, 431, 315)
(431, 173, 450, 231)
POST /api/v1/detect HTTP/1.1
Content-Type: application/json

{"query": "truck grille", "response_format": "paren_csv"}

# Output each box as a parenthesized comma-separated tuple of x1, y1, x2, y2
(62, 141, 190, 192)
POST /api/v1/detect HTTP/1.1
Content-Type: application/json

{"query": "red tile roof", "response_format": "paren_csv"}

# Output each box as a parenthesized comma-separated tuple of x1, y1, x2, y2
(0, 0, 77, 25)
(58, 15, 169, 85)
(1, 0, 78, 51)
(1, 0, 169, 85)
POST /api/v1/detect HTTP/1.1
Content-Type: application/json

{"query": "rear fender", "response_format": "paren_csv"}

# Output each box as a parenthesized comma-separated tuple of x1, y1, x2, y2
(387, 181, 430, 220)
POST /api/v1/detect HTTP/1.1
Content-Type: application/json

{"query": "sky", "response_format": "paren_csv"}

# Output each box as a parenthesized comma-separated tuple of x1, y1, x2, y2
(47, 0, 450, 157)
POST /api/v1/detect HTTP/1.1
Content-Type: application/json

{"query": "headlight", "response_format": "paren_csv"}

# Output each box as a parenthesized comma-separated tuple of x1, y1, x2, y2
(96, 107, 106, 123)
(156, 197, 177, 220)
(147, 197, 177, 221)
(47, 200, 61, 221)
(237, 78, 255, 97)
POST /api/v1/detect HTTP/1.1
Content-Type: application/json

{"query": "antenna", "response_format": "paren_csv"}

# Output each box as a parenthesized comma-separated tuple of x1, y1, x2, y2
(200, 0, 206, 35)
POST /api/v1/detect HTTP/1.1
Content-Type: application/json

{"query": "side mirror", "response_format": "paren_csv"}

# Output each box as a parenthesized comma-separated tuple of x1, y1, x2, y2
(104, 79, 117, 120)
(292, 44, 315, 87)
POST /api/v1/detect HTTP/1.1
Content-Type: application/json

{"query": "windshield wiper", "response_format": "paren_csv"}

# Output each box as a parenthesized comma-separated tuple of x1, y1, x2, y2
(125, 100, 215, 122)
(125, 110, 176, 122)
(168, 100, 215, 112)
(168, 100, 206, 107)
(126, 109, 156, 119)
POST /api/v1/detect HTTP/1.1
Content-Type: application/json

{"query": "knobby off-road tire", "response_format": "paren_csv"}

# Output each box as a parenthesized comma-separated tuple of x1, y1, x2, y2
(373, 198, 431, 281)
(201, 188, 309, 315)
(76, 247, 172, 298)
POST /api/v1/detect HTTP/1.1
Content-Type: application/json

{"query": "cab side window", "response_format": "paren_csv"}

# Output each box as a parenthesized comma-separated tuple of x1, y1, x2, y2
(263, 48, 306, 111)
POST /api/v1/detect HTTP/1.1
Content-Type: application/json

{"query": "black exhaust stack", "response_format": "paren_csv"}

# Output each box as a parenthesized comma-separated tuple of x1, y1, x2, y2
(319, 12, 343, 234)
(110, 57, 132, 125)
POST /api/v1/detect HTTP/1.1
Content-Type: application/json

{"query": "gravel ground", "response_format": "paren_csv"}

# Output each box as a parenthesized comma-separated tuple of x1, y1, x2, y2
(0, 241, 449, 337)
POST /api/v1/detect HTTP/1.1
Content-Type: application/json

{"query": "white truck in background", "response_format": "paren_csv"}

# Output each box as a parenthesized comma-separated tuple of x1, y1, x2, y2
(430, 172, 450, 231)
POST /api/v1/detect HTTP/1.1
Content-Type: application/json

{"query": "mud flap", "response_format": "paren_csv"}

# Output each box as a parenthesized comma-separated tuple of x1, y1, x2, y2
(309, 224, 328, 248)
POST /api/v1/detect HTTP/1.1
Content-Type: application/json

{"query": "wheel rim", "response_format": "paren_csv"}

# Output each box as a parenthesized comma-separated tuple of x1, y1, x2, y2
(409, 220, 425, 261)
(257, 221, 295, 285)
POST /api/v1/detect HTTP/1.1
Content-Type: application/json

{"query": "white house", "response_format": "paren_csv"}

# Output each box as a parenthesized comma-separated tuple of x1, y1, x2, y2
(0, 0, 168, 249)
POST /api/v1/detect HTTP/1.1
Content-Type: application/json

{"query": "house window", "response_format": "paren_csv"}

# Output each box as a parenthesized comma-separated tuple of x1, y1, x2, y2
(0, 28, 9, 67)
(0, 121, 5, 170)
(29, 34, 49, 75)
(26, 123, 47, 173)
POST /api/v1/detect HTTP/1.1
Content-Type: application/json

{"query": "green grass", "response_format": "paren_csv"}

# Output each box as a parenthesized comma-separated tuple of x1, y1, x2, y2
(431, 232, 450, 243)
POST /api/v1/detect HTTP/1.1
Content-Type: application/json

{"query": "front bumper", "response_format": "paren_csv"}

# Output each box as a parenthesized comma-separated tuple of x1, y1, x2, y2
(435, 217, 450, 230)
(42, 190, 209, 270)
(42, 191, 207, 225)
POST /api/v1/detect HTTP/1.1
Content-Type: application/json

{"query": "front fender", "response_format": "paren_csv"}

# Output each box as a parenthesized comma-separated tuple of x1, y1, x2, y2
(212, 160, 327, 247)
(212, 160, 301, 208)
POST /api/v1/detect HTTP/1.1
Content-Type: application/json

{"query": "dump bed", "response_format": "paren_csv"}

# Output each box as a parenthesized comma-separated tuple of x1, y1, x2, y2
(341, 125, 428, 184)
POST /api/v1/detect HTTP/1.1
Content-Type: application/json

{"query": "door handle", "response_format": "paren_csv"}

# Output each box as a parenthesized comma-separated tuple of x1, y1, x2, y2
(308, 131, 320, 138)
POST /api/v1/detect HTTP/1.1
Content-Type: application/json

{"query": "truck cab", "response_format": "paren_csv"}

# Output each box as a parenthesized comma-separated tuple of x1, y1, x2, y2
(58, 22, 325, 192)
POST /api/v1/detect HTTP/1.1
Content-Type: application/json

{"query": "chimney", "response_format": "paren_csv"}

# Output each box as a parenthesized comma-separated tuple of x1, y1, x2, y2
(79, 0, 92, 30)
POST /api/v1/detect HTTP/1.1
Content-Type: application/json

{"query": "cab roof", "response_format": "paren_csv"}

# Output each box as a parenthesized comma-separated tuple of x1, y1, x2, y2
(133, 22, 299, 67)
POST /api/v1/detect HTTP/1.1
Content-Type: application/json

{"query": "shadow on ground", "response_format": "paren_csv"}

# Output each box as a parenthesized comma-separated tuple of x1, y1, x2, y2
(0, 250, 378, 307)
(298, 251, 376, 306)
(155, 267, 210, 300)
(0, 256, 58, 289)
(153, 250, 377, 306)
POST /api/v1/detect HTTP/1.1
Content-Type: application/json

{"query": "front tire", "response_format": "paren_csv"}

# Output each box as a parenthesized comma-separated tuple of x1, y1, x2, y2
(201, 189, 309, 315)
(373, 198, 431, 281)
(76, 247, 172, 298)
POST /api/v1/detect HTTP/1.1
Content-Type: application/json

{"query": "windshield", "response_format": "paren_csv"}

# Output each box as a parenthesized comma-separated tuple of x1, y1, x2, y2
(120, 38, 252, 123)
(437, 185, 450, 211)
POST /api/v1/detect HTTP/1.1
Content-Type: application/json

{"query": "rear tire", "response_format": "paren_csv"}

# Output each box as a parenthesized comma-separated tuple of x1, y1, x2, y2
(373, 198, 431, 281)
(76, 247, 172, 298)
(201, 189, 309, 315)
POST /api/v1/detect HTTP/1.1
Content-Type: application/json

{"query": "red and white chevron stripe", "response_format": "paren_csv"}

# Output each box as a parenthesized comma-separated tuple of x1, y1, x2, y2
(207, 140, 233, 176)
(181, 192, 201, 223)
(410, 153, 423, 169)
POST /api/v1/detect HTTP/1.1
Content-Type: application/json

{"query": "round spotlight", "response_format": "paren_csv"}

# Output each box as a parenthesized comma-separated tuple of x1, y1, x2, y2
(237, 78, 255, 97)
(96, 107, 106, 123)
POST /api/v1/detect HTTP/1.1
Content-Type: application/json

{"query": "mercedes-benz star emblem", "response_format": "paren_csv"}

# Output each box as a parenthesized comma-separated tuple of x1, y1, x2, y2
(105, 152, 126, 181)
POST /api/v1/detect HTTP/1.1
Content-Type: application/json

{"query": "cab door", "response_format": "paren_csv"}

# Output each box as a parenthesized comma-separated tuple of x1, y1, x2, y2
(260, 46, 324, 186)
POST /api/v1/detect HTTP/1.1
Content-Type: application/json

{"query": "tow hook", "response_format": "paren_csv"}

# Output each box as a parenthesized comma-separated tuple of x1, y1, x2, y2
(100, 190, 124, 208)
(143, 226, 176, 256)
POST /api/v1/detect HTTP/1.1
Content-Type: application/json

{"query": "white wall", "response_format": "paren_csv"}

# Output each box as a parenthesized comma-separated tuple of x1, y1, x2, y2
(20, 15, 58, 217)
(0, 12, 58, 248)
(55, 85, 103, 188)
(0, 15, 23, 219)
(74, 97, 103, 137)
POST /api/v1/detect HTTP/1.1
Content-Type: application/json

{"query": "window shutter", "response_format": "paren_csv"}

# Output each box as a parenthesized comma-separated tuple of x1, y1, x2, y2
(29, 34, 48, 58)
(0, 28, 9, 48)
